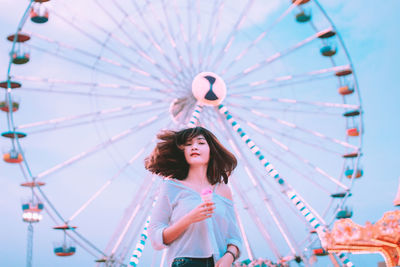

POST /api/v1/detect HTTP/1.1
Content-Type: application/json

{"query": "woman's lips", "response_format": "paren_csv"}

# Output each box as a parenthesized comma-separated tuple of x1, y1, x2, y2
(190, 152, 200, 156)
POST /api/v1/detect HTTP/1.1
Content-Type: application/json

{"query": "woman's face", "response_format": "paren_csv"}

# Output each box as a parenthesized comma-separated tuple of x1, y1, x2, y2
(183, 135, 210, 166)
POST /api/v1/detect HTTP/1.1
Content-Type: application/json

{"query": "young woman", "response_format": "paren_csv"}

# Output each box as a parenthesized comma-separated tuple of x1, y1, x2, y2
(145, 127, 242, 267)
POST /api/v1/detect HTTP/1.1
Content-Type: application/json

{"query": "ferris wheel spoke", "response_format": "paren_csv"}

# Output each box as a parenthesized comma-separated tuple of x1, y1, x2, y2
(65, 230, 101, 259)
(225, 28, 334, 83)
(168, 0, 198, 77)
(35, 188, 105, 260)
(193, 0, 202, 73)
(38, 193, 104, 259)
(228, 73, 333, 96)
(17, 87, 165, 101)
(243, 108, 358, 151)
(124, 193, 158, 265)
(228, 101, 345, 117)
(252, 118, 341, 155)
(28, 33, 177, 89)
(197, 0, 223, 71)
(253, 162, 327, 227)
(230, 175, 282, 259)
(113, 2, 189, 85)
(216, 104, 329, 239)
(125, 0, 193, 88)
(93, 1, 181, 85)
(66, 142, 154, 223)
(219, 0, 303, 76)
(109, 176, 160, 257)
(149, 0, 197, 78)
(229, 186, 255, 261)
(35, 111, 167, 181)
(125, 191, 161, 266)
(229, 108, 342, 156)
(214, 116, 300, 255)
(233, 117, 349, 190)
(25, 43, 145, 86)
(156, 0, 194, 80)
(69, 229, 111, 258)
(14, 75, 172, 95)
(88, 21, 185, 90)
(50, 9, 140, 67)
(205, 0, 256, 71)
(200, 0, 225, 72)
(16, 101, 166, 131)
(228, 94, 359, 110)
(50, 9, 179, 89)
(229, 64, 350, 92)
(103, 174, 156, 256)
(21, 105, 167, 135)
(227, 106, 344, 155)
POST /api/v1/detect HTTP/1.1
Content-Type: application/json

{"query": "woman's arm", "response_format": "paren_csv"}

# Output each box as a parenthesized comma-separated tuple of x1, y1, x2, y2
(163, 201, 215, 245)
(215, 182, 242, 266)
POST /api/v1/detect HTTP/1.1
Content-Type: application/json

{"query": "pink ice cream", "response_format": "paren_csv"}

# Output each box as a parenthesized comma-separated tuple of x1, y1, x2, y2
(201, 188, 213, 202)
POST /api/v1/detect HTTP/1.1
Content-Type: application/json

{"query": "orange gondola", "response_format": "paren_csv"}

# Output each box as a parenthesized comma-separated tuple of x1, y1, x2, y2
(292, 0, 310, 5)
(3, 150, 23, 163)
(347, 128, 360, 137)
(338, 85, 354, 95)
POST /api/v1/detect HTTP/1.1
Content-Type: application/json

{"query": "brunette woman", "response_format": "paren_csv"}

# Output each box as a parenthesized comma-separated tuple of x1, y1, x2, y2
(145, 127, 242, 267)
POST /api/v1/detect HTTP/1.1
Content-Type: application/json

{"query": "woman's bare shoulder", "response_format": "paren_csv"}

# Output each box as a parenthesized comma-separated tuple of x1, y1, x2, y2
(215, 182, 233, 201)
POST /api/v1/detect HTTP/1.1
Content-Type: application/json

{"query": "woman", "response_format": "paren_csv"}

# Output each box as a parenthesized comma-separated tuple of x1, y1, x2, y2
(145, 126, 242, 267)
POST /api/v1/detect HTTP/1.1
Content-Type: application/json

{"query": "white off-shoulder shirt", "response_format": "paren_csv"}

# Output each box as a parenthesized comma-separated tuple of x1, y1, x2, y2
(148, 179, 242, 267)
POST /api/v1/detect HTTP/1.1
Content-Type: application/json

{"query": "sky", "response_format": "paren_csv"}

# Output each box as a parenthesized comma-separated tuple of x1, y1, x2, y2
(1, 0, 400, 267)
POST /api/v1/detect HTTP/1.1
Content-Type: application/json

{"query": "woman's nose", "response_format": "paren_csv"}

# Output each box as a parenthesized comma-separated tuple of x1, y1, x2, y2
(191, 143, 198, 149)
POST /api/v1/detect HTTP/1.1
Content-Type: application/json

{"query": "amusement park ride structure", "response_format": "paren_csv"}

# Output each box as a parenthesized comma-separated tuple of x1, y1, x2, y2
(4, 0, 398, 267)
(324, 181, 400, 267)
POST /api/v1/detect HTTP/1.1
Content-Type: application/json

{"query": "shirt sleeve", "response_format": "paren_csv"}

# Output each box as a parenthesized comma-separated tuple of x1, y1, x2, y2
(148, 181, 172, 250)
(225, 202, 243, 258)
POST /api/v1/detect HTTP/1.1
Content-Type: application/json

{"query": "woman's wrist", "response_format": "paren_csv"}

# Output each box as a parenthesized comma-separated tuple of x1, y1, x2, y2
(224, 250, 236, 262)
(227, 244, 239, 259)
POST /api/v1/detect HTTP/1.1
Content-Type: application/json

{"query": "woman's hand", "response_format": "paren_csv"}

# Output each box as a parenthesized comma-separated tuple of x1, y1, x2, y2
(163, 201, 215, 245)
(215, 253, 234, 267)
(184, 201, 215, 223)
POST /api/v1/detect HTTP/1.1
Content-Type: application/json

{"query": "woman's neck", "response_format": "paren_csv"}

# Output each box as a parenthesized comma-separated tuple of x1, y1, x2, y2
(185, 164, 210, 186)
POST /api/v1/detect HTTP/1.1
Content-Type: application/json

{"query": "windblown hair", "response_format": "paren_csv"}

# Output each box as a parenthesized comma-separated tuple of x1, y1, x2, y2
(144, 127, 237, 185)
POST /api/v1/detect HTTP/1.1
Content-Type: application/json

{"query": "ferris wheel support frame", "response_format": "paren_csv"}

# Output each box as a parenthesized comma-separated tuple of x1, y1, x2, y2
(213, 116, 284, 260)
(215, 113, 300, 256)
(217, 103, 357, 266)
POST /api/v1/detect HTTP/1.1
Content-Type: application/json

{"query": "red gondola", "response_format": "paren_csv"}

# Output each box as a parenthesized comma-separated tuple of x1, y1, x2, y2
(0, 101, 19, 112)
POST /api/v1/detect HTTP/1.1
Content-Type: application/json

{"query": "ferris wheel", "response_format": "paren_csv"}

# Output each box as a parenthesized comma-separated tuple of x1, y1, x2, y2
(2, 0, 363, 266)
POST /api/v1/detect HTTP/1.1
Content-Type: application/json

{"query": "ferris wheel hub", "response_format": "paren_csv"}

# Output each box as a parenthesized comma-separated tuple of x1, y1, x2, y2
(192, 72, 226, 106)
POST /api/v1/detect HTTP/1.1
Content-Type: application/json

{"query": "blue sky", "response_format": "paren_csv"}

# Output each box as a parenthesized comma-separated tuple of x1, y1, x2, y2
(1, 0, 399, 266)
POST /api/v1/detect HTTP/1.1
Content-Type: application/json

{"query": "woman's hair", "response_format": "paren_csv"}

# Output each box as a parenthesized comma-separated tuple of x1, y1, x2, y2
(144, 127, 237, 184)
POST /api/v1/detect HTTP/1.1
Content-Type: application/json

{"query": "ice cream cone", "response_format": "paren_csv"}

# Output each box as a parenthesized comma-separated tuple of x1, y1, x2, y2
(201, 188, 213, 202)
